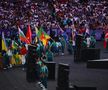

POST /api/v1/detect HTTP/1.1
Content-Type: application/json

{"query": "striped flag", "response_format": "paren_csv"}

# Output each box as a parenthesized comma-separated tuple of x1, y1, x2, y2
(18, 27, 30, 44)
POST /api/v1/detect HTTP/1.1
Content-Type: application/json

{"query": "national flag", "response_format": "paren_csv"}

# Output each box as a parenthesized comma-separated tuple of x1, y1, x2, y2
(40, 32, 48, 46)
(37, 27, 50, 46)
(20, 46, 27, 55)
(41, 38, 48, 46)
(103, 40, 107, 48)
(42, 30, 51, 40)
(26, 24, 32, 43)
(2, 32, 8, 51)
(18, 27, 30, 44)
(38, 27, 51, 40)
(12, 40, 18, 49)
(105, 32, 108, 39)
(104, 32, 108, 48)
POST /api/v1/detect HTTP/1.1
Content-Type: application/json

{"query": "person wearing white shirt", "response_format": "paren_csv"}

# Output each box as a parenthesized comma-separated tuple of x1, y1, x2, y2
(86, 35, 91, 48)
(7, 48, 13, 68)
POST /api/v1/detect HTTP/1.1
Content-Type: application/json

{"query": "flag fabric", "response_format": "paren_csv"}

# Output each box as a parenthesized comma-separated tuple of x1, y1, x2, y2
(42, 30, 51, 40)
(39, 31, 48, 46)
(40, 32, 45, 40)
(26, 24, 32, 43)
(38, 27, 51, 40)
(105, 32, 108, 39)
(37, 27, 51, 46)
(37, 27, 43, 38)
(20, 46, 27, 55)
(12, 40, 18, 49)
(40, 32, 48, 46)
(103, 40, 107, 48)
(104, 32, 108, 48)
(18, 27, 30, 44)
(2, 32, 8, 51)
(13, 54, 22, 65)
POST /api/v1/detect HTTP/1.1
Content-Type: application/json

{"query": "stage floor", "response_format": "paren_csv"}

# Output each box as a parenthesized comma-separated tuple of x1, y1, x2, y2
(0, 41, 108, 90)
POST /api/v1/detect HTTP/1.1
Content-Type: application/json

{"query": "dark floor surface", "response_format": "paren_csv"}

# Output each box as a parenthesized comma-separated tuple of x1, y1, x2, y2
(0, 41, 108, 90)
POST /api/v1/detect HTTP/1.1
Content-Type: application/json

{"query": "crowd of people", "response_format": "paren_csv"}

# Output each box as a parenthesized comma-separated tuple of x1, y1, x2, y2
(0, 0, 108, 89)
(0, 0, 108, 39)
(1, 1, 107, 32)
(0, 0, 63, 30)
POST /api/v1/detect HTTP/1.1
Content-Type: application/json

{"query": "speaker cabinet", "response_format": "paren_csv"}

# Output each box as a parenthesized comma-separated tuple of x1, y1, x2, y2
(57, 63, 70, 88)
(26, 45, 37, 82)
(87, 59, 108, 69)
(45, 62, 56, 80)
(81, 48, 100, 62)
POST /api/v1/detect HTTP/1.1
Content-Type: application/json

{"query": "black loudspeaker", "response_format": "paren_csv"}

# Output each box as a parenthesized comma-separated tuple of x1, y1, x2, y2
(74, 35, 83, 62)
(26, 63, 36, 82)
(27, 45, 37, 63)
(75, 35, 83, 49)
(57, 69, 69, 88)
(58, 63, 70, 71)
(45, 62, 56, 80)
(74, 85, 97, 90)
(57, 64, 70, 88)
(81, 48, 100, 62)
(87, 59, 108, 69)
(26, 45, 37, 82)
(56, 86, 75, 90)
(27, 45, 38, 59)
(56, 87, 69, 90)
(74, 49, 82, 62)
(58, 63, 69, 80)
